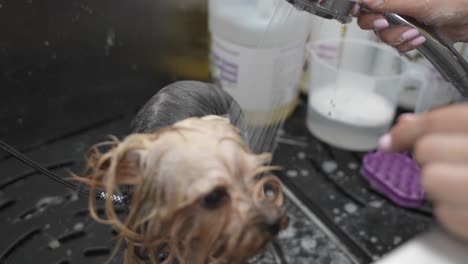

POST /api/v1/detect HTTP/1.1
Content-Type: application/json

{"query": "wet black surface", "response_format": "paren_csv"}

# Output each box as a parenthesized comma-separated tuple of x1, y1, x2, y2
(0, 116, 131, 264)
(0, 95, 435, 263)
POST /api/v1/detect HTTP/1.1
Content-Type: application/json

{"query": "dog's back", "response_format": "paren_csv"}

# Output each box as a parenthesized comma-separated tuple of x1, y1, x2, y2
(130, 81, 246, 139)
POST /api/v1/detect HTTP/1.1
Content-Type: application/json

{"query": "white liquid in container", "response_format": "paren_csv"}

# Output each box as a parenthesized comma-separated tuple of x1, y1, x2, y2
(307, 73, 395, 150)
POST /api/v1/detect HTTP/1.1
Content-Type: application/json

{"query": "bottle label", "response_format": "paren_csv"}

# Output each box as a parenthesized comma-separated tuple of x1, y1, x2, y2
(210, 35, 305, 111)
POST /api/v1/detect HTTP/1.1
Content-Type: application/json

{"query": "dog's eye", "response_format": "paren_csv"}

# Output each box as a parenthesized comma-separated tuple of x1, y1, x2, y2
(202, 188, 228, 209)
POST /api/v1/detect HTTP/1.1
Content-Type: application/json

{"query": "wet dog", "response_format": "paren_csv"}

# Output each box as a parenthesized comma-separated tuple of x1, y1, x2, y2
(75, 81, 287, 264)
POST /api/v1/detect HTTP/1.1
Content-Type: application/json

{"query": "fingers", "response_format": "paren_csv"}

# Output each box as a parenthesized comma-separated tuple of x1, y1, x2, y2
(394, 36, 426, 52)
(380, 104, 468, 241)
(380, 104, 468, 152)
(415, 134, 468, 165)
(362, 0, 428, 19)
(422, 163, 468, 205)
(357, 13, 387, 30)
(375, 26, 416, 46)
(434, 204, 468, 241)
(357, 11, 425, 51)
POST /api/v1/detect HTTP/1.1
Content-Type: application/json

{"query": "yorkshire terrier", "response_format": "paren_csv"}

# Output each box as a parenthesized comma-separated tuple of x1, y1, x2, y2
(74, 81, 288, 264)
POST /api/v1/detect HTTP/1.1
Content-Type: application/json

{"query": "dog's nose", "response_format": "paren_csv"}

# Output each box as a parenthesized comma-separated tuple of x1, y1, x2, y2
(260, 217, 282, 236)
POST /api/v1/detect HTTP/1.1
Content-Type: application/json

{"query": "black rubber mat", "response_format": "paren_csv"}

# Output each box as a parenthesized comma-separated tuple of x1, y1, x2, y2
(0, 113, 358, 264)
(0, 97, 434, 264)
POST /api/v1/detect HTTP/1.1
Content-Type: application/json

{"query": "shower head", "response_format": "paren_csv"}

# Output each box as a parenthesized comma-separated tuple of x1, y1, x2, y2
(285, 0, 357, 24)
(284, 0, 468, 97)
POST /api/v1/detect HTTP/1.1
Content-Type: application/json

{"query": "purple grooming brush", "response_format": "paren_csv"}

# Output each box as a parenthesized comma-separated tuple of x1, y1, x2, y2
(361, 151, 424, 208)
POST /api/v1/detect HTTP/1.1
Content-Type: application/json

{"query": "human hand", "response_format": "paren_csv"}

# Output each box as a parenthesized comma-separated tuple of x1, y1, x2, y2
(379, 104, 468, 240)
(356, 0, 468, 52)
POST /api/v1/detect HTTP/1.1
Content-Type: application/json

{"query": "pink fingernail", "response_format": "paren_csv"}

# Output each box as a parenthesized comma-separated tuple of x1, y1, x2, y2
(365, 0, 384, 8)
(378, 133, 392, 151)
(352, 4, 360, 16)
(401, 29, 420, 41)
(398, 113, 416, 123)
(411, 36, 426, 46)
(373, 18, 389, 30)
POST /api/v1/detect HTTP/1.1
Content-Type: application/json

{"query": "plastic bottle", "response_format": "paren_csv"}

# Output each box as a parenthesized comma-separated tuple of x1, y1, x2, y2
(208, 0, 309, 126)
(158, 0, 210, 80)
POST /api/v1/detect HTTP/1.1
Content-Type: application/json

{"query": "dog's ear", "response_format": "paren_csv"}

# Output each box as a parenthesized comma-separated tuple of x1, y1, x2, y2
(87, 146, 143, 185)
(114, 149, 143, 185)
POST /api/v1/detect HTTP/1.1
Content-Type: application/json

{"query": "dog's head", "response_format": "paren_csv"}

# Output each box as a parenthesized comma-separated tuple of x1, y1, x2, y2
(77, 116, 287, 263)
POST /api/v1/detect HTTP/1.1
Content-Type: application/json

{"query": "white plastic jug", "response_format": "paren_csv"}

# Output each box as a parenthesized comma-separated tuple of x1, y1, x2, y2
(208, 0, 309, 126)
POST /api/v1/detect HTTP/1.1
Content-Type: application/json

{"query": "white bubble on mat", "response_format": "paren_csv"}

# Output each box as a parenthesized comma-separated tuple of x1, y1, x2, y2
(286, 170, 298, 177)
(393, 236, 402, 245)
(74, 222, 85, 231)
(297, 152, 307, 159)
(301, 237, 318, 252)
(344, 203, 358, 214)
(48, 240, 61, 249)
(348, 162, 358, 170)
(369, 200, 383, 208)
(322, 161, 338, 173)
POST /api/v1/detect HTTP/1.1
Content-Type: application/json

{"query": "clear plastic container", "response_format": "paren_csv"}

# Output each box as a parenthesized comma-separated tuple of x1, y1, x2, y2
(299, 16, 378, 94)
(398, 43, 466, 110)
(306, 39, 434, 151)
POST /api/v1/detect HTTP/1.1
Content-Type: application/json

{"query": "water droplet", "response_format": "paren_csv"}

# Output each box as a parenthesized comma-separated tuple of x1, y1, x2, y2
(301, 237, 317, 252)
(322, 161, 338, 173)
(44, 41, 50, 47)
(48, 240, 61, 249)
(333, 208, 340, 214)
(66, 249, 73, 256)
(393, 236, 402, 245)
(279, 226, 296, 239)
(286, 170, 298, 178)
(336, 171, 345, 177)
(300, 169, 309, 177)
(329, 195, 336, 200)
(344, 203, 358, 214)
(106, 29, 115, 47)
(370, 236, 378, 243)
(68, 193, 79, 202)
(297, 152, 306, 159)
(369, 200, 383, 208)
(348, 162, 358, 170)
(74, 222, 85, 231)
(36, 196, 63, 210)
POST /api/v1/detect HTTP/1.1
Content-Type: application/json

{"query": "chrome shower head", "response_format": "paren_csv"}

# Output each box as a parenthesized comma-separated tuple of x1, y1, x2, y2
(285, 0, 357, 24)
